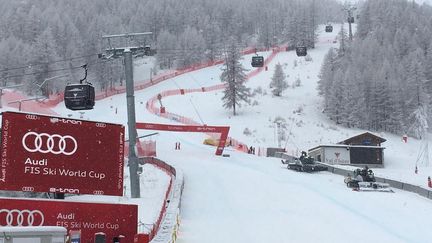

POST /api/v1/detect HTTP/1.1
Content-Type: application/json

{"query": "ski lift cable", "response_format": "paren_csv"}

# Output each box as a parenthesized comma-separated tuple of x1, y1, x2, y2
(2, 59, 113, 79)
(186, 73, 202, 88)
(415, 140, 429, 167)
(0, 53, 100, 74)
(169, 79, 182, 90)
(189, 98, 205, 125)
(283, 121, 300, 151)
(415, 140, 426, 167)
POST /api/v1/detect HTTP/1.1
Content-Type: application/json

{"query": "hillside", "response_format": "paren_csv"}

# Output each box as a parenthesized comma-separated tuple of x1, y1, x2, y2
(47, 24, 432, 242)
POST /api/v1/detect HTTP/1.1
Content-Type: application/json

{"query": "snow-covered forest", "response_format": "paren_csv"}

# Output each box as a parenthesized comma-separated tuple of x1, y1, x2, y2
(318, 0, 432, 138)
(0, 0, 343, 95)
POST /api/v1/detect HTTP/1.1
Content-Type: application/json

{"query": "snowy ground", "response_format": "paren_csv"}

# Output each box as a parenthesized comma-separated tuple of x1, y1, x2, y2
(41, 23, 432, 243)
(0, 21, 415, 243)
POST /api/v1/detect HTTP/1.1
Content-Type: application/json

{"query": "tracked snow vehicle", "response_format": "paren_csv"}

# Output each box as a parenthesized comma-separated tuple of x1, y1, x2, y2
(282, 151, 328, 172)
(344, 167, 393, 192)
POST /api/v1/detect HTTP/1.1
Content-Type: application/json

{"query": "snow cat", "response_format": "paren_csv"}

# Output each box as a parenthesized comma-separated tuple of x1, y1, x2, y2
(282, 151, 328, 172)
(344, 167, 393, 192)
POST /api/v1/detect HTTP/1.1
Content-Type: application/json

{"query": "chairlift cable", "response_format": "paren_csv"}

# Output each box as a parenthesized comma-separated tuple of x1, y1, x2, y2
(0, 53, 100, 74)
(189, 98, 206, 125)
(2, 59, 112, 79)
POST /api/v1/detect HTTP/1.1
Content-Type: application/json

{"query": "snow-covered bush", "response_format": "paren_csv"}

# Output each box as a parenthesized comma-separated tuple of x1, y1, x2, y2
(243, 127, 252, 136)
(253, 86, 263, 95)
(294, 77, 301, 87)
(293, 106, 303, 114)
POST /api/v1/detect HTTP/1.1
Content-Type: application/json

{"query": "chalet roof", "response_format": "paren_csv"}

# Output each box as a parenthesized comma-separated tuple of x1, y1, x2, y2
(338, 131, 386, 145)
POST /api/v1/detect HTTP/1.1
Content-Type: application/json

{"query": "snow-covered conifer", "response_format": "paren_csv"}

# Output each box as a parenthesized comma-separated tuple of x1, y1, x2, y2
(220, 39, 251, 116)
(270, 63, 288, 96)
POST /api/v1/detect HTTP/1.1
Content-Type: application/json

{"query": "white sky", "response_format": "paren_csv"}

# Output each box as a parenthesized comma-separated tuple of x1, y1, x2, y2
(45, 23, 432, 243)
(339, 0, 432, 5)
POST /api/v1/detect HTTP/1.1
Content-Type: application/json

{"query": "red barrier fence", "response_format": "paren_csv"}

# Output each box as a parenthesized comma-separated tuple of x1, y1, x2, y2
(136, 123, 230, 156)
(18, 46, 263, 111)
(135, 157, 178, 243)
(145, 45, 287, 153)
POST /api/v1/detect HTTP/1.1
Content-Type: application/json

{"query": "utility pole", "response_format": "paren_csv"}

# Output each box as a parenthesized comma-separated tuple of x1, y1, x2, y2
(311, 0, 316, 48)
(99, 32, 152, 198)
(343, 4, 356, 41)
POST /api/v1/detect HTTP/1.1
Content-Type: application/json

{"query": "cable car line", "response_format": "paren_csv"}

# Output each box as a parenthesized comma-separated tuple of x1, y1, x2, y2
(1, 59, 112, 80)
(0, 53, 101, 74)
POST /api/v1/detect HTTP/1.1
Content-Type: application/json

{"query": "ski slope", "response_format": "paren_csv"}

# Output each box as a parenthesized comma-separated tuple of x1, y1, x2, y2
(46, 23, 432, 243)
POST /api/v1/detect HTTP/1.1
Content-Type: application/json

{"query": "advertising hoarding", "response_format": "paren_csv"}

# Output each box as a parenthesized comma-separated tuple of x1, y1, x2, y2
(136, 122, 230, 155)
(0, 111, 125, 196)
(0, 198, 137, 243)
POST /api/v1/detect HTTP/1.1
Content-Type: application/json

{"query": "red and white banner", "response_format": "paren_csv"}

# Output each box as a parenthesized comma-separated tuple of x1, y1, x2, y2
(136, 122, 229, 155)
(0, 198, 137, 242)
(0, 111, 125, 196)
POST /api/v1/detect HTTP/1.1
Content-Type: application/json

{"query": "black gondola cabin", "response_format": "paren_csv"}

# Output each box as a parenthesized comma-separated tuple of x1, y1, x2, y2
(348, 16, 355, 23)
(251, 56, 264, 67)
(64, 83, 95, 110)
(296, 46, 307, 57)
(325, 25, 333, 32)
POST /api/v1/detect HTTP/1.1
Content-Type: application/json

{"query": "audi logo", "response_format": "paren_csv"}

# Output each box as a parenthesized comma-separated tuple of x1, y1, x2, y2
(21, 186, 34, 192)
(0, 209, 44, 226)
(93, 190, 105, 195)
(96, 123, 106, 128)
(25, 114, 39, 120)
(22, 132, 78, 156)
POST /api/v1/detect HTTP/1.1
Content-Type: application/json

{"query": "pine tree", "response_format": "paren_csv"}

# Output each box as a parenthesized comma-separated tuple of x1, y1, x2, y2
(327, 69, 346, 124)
(220, 39, 251, 116)
(407, 105, 428, 139)
(176, 26, 206, 68)
(318, 48, 338, 111)
(337, 24, 348, 56)
(270, 63, 288, 96)
(27, 27, 62, 96)
(156, 30, 177, 69)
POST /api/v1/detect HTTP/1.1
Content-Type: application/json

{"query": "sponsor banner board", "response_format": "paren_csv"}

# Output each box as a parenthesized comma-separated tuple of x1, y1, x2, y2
(0, 111, 125, 196)
(0, 198, 137, 242)
(136, 122, 230, 155)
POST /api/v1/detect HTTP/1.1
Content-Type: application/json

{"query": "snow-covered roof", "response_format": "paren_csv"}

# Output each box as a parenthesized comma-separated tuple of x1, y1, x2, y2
(337, 131, 387, 145)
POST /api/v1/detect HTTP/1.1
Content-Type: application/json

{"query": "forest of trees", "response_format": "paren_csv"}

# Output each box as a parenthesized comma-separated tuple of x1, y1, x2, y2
(0, 0, 343, 96)
(318, 0, 432, 138)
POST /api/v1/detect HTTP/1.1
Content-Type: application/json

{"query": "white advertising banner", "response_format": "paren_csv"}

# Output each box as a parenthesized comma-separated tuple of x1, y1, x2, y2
(324, 147, 350, 164)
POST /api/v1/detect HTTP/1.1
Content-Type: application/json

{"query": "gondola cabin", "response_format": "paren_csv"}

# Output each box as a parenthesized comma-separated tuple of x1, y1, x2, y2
(251, 56, 264, 67)
(64, 83, 95, 110)
(348, 16, 355, 23)
(296, 46, 307, 57)
(325, 25, 333, 32)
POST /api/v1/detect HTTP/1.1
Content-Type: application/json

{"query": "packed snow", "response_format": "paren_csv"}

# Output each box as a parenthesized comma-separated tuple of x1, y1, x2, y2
(42, 23, 432, 243)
